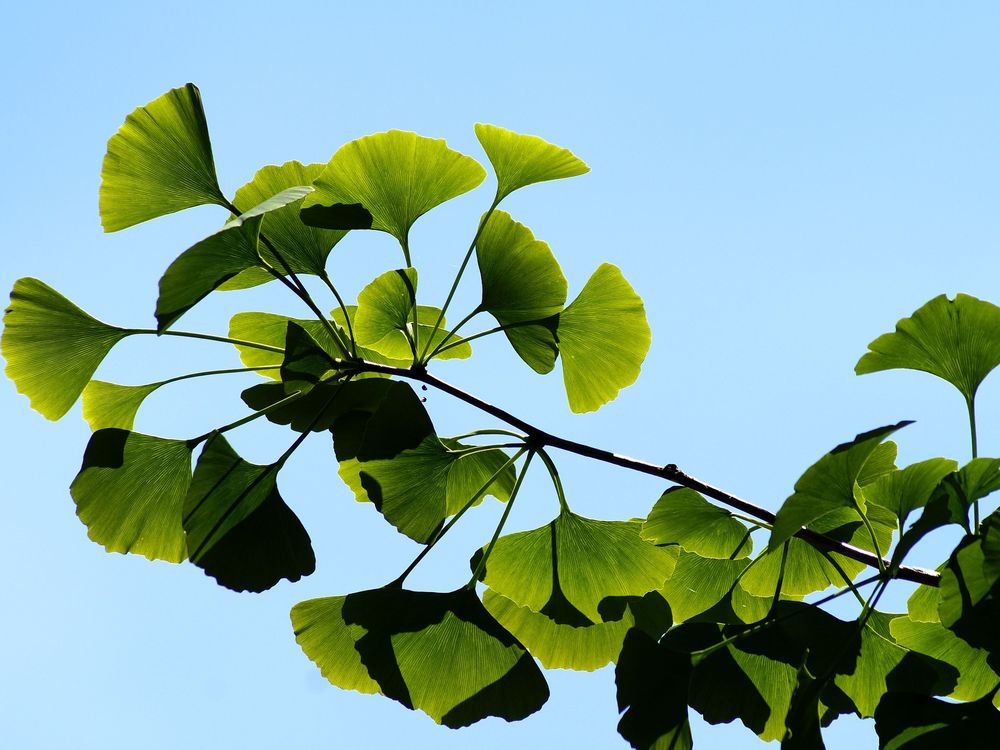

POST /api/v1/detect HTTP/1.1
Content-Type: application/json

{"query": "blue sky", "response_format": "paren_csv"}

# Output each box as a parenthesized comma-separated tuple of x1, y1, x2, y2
(3, 2, 1000, 748)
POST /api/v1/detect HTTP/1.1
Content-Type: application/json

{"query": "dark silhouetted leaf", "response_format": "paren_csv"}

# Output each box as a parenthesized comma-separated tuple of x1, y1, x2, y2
(874, 690, 1000, 749)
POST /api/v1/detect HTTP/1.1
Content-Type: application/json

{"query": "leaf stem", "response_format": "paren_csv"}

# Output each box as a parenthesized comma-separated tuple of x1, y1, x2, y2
(420, 198, 501, 362)
(391, 448, 527, 587)
(449, 428, 528, 442)
(536, 447, 570, 512)
(188, 389, 306, 446)
(158, 365, 280, 387)
(135, 328, 284, 353)
(968, 395, 981, 529)
(468, 451, 534, 587)
(320, 271, 356, 352)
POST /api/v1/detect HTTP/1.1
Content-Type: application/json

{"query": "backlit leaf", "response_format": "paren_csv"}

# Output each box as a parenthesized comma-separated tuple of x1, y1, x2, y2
(856, 294, 1000, 404)
(291, 587, 548, 727)
(558, 263, 651, 413)
(81, 381, 163, 431)
(475, 123, 589, 201)
(300, 130, 486, 246)
(228, 312, 348, 377)
(863, 458, 958, 528)
(473, 510, 677, 625)
(70, 429, 191, 562)
(643, 487, 753, 559)
(221, 161, 347, 289)
(475, 211, 567, 373)
(3, 278, 131, 419)
(99, 83, 227, 232)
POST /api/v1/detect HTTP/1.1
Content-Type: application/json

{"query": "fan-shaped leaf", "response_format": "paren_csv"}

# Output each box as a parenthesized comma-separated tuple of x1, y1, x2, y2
(874, 690, 1000, 749)
(473, 510, 676, 625)
(291, 587, 548, 727)
(242, 379, 395, 433)
(70, 429, 191, 562)
(658, 551, 767, 624)
(856, 294, 1000, 404)
(3, 278, 132, 420)
(221, 161, 347, 289)
(643, 487, 753, 559)
(184, 433, 314, 592)
(280, 321, 340, 392)
(300, 130, 486, 246)
(557, 263, 651, 413)
(82, 381, 163, 430)
(99, 83, 227, 232)
(770, 424, 907, 549)
(156, 188, 313, 331)
(863, 458, 958, 527)
(474, 124, 589, 201)
(228, 312, 348, 377)
(440, 439, 516, 513)
(475, 211, 568, 373)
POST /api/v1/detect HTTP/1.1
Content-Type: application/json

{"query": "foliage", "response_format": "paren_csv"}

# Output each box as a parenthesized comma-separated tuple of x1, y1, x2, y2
(5, 83, 1000, 748)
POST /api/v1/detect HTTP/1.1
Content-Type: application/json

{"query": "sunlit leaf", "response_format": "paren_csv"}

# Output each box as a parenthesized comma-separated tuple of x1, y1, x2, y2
(228, 312, 348, 377)
(474, 124, 589, 201)
(770, 424, 907, 549)
(332, 304, 469, 362)
(473, 510, 677, 624)
(157, 188, 313, 331)
(3, 278, 132, 420)
(441, 438, 515, 513)
(937, 535, 1000, 674)
(291, 587, 548, 727)
(658, 551, 755, 623)
(863, 458, 958, 528)
(221, 161, 347, 289)
(70, 429, 191, 562)
(183, 433, 314, 592)
(874, 690, 1000, 749)
(643, 487, 753, 559)
(856, 294, 1000, 405)
(82, 380, 163, 430)
(99, 83, 227, 232)
(558, 263, 650, 413)
(891, 616, 1000, 702)
(616, 628, 693, 750)
(475, 210, 567, 373)
(300, 130, 486, 246)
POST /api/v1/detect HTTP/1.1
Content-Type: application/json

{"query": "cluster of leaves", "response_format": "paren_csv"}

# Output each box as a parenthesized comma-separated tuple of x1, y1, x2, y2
(6, 83, 1000, 748)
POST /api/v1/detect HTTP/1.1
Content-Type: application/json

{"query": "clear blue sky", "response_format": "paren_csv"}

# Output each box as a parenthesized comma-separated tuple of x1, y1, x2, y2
(3, 2, 1000, 748)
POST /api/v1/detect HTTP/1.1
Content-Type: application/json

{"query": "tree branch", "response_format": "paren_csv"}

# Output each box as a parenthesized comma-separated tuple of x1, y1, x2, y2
(347, 360, 941, 588)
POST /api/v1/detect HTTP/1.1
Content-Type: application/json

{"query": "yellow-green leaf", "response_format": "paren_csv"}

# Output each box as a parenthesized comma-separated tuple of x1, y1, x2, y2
(475, 123, 589, 201)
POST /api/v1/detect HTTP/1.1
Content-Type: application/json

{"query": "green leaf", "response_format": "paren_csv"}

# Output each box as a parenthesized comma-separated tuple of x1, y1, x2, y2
(782, 664, 826, 750)
(743, 507, 896, 597)
(891, 616, 1000, 702)
(70, 429, 191, 562)
(354, 268, 417, 350)
(333, 382, 509, 542)
(300, 130, 486, 246)
(482, 589, 637, 671)
(220, 161, 347, 290)
(475, 211, 568, 373)
(280, 321, 340, 392)
(658, 551, 760, 623)
(474, 123, 589, 201)
(291, 587, 548, 727)
(440, 438, 516, 513)
(183, 433, 314, 592)
(3, 278, 132, 420)
(81, 380, 163, 430)
(863, 458, 959, 527)
(557, 263, 651, 413)
(333, 304, 470, 362)
(770, 424, 908, 549)
(874, 690, 1000, 749)
(473, 510, 677, 625)
(936, 535, 1000, 673)
(643, 487, 753, 559)
(856, 294, 1000, 404)
(99, 83, 227, 232)
(156, 188, 312, 331)
(228, 312, 349, 377)
(615, 628, 693, 750)
(242, 379, 396, 433)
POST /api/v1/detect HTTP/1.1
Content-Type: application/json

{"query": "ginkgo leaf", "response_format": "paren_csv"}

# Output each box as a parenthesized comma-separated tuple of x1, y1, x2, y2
(332, 304, 470, 362)
(156, 188, 313, 331)
(228, 312, 349, 377)
(642, 487, 753, 559)
(242, 379, 395, 433)
(280, 321, 340, 392)
(475, 211, 567, 373)
(3, 278, 132, 420)
(220, 161, 347, 289)
(856, 294, 1000, 404)
(184, 433, 314, 592)
(300, 130, 486, 248)
(557, 263, 651, 413)
(770, 424, 907, 549)
(658, 551, 761, 624)
(70, 429, 191, 562)
(473, 510, 677, 625)
(874, 690, 1000, 749)
(891, 616, 1000, 702)
(863, 458, 959, 528)
(81, 381, 163, 430)
(99, 83, 228, 232)
(474, 124, 589, 201)
(291, 587, 548, 727)
(440, 439, 516, 512)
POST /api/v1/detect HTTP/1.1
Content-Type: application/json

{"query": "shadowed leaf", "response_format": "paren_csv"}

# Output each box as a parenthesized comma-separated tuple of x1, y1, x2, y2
(70, 429, 191, 562)
(99, 83, 227, 232)
(874, 690, 1000, 749)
